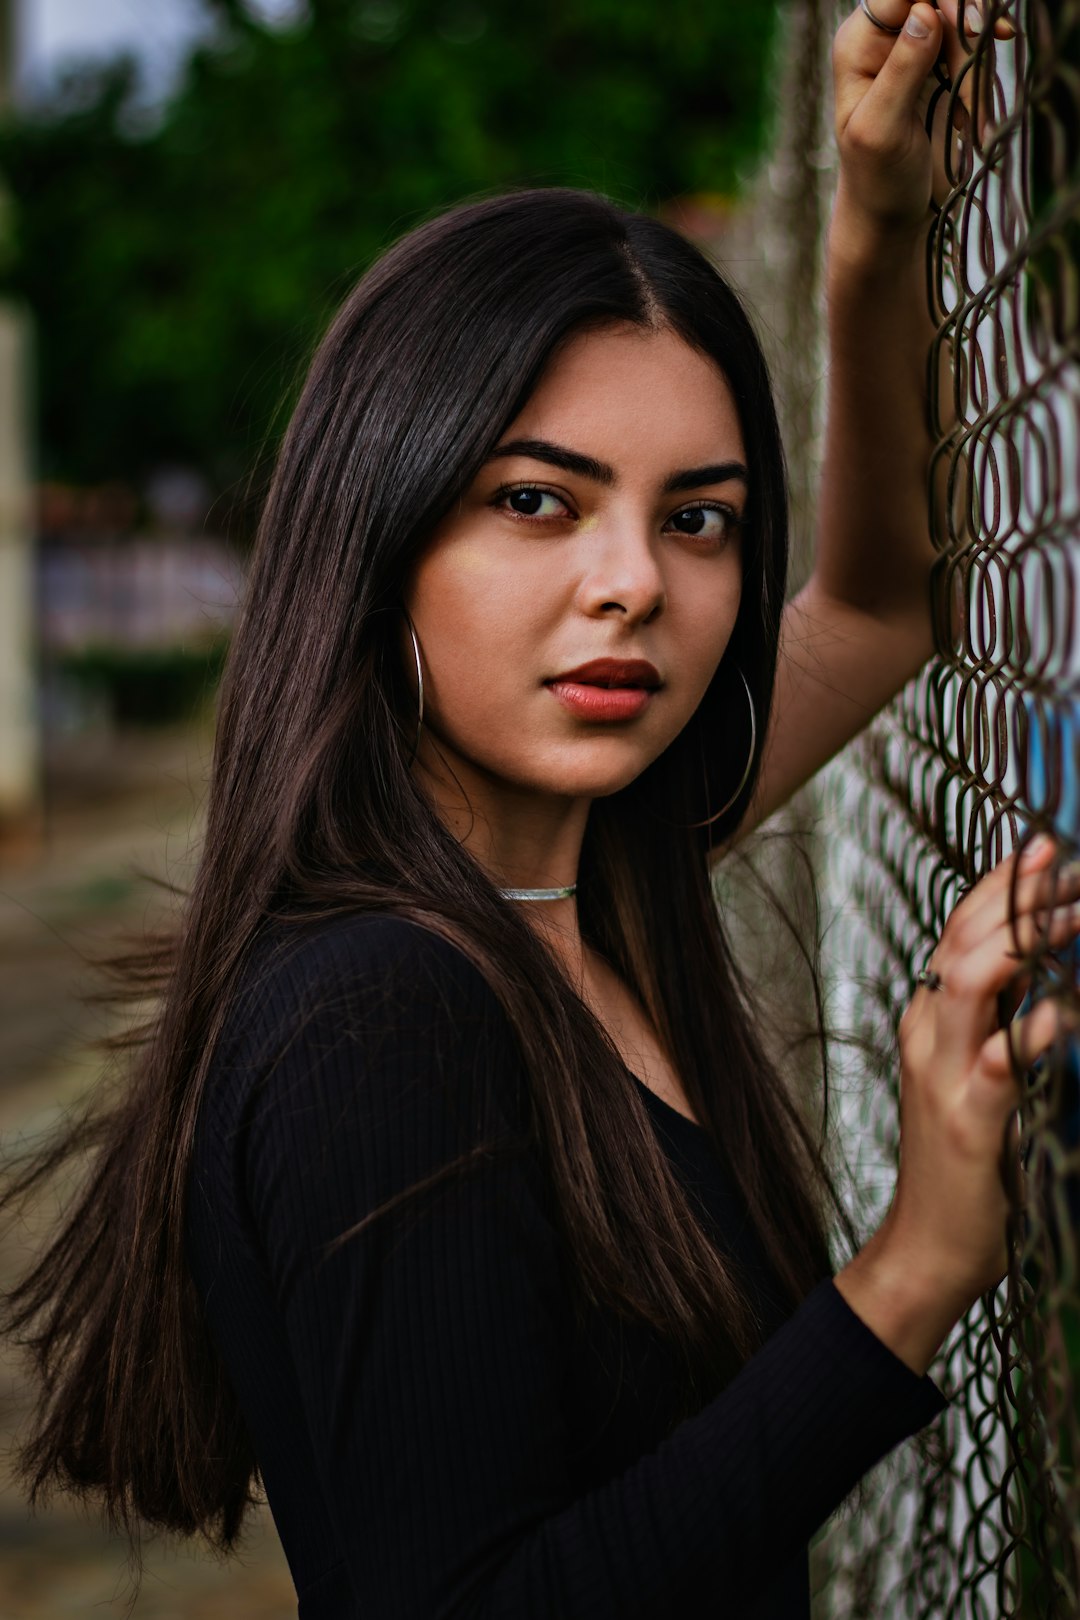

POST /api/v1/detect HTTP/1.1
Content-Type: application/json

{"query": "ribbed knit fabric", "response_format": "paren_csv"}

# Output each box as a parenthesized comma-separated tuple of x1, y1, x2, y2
(184, 912, 949, 1619)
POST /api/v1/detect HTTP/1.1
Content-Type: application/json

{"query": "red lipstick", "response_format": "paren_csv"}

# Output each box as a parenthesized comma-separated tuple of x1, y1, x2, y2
(545, 658, 662, 722)
(552, 658, 661, 688)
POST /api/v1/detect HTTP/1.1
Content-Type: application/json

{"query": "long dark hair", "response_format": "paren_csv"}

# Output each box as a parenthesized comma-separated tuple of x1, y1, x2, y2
(1, 187, 859, 1555)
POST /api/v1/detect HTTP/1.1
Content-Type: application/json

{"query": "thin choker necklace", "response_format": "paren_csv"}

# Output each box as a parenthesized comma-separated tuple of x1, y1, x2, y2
(499, 883, 577, 902)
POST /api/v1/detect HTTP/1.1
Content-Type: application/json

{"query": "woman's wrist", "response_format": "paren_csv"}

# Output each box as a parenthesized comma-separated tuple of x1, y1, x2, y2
(826, 177, 930, 283)
(833, 1224, 965, 1378)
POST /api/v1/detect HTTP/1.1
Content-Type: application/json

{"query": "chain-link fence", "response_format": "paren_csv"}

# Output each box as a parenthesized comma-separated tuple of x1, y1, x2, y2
(748, 1, 1080, 1614)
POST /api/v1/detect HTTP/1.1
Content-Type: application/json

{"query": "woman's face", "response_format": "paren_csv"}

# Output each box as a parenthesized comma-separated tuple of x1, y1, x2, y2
(403, 320, 747, 810)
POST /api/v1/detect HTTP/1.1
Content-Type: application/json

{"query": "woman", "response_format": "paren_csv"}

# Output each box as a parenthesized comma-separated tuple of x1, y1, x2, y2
(6, 3, 1068, 1617)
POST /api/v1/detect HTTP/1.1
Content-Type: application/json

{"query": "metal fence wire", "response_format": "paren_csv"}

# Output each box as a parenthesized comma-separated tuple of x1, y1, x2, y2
(798, 1, 1080, 1614)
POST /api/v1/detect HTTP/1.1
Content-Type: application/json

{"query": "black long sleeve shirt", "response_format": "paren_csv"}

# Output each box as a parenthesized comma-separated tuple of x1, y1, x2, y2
(184, 911, 948, 1618)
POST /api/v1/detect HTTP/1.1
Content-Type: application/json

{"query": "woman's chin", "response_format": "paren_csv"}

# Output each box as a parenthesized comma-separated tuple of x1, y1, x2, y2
(517, 756, 657, 803)
(420, 726, 669, 804)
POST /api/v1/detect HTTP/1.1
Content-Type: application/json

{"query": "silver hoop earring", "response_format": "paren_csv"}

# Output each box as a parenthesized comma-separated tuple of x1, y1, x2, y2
(402, 608, 423, 765)
(685, 663, 758, 830)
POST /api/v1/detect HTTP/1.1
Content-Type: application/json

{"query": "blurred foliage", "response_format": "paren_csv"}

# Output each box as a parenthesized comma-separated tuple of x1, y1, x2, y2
(0, 0, 780, 523)
(56, 639, 230, 725)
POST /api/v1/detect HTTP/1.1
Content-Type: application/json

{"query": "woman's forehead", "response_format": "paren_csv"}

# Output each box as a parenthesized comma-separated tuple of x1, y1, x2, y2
(502, 323, 746, 478)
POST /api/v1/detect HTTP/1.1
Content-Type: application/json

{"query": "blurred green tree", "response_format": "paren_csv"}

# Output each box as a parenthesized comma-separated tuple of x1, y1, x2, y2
(1, 0, 780, 523)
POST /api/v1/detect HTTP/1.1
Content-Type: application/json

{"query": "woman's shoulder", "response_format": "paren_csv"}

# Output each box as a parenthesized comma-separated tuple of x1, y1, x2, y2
(208, 908, 527, 1127)
(229, 909, 500, 1036)
(189, 909, 552, 1318)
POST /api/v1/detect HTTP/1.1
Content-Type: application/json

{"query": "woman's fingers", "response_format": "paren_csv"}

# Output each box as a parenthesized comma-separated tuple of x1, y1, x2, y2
(920, 846, 1080, 1014)
(848, 6, 945, 146)
(844, 0, 1016, 43)
(833, 3, 945, 228)
(836, 0, 1016, 198)
(834, 4, 943, 136)
(1016, 855, 1080, 920)
(932, 903, 1080, 1004)
(974, 995, 1078, 1110)
(837, 0, 1014, 99)
(938, 0, 1016, 41)
(906, 842, 1080, 1048)
(933, 2, 1001, 150)
(944, 836, 1059, 942)
(833, 0, 1018, 231)
(951, 860, 1080, 951)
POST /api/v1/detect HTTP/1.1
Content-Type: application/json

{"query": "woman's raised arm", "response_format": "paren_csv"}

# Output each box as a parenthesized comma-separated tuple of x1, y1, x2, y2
(735, 0, 1015, 843)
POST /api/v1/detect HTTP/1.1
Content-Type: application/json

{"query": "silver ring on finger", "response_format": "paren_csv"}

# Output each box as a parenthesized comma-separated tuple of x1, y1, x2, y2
(859, 0, 904, 32)
(915, 965, 946, 992)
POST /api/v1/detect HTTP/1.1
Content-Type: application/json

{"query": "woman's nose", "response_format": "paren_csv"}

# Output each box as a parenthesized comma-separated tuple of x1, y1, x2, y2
(578, 523, 666, 624)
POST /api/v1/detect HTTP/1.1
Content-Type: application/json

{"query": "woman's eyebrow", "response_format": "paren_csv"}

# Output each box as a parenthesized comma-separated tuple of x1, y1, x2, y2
(664, 462, 749, 495)
(485, 437, 748, 495)
(486, 438, 615, 485)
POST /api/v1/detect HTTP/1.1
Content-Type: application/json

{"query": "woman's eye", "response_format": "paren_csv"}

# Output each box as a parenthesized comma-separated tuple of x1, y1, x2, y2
(501, 487, 569, 519)
(666, 505, 738, 544)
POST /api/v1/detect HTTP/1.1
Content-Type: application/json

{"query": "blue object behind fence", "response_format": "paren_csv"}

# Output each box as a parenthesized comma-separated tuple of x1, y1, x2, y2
(1016, 695, 1080, 1267)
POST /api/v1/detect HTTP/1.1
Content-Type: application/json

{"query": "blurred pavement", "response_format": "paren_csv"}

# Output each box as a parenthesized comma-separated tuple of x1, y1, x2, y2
(0, 719, 297, 1618)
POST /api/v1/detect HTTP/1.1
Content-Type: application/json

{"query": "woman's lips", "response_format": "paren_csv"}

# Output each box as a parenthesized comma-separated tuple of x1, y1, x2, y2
(546, 681, 655, 721)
